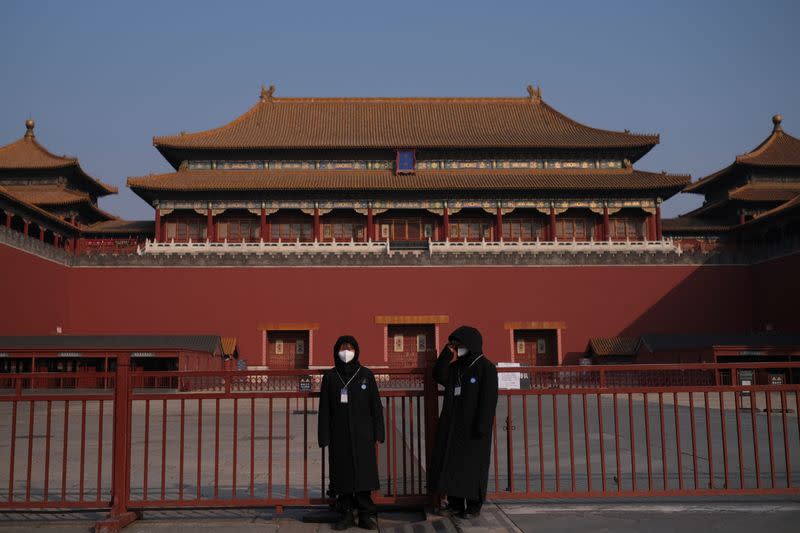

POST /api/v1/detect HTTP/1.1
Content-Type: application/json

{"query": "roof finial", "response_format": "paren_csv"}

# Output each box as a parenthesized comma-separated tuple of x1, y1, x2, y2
(24, 118, 35, 139)
(526, 84, 542, 102)
(772, 114, 783, 132)
(260, 84, 276, 102)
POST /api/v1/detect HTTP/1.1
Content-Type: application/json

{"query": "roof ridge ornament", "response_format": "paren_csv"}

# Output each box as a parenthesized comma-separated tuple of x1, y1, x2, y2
(772, 114, 783, 133)
(260, 84, 276, 102)
(526, 84, 542, 103)
(24, 118, 35, 139)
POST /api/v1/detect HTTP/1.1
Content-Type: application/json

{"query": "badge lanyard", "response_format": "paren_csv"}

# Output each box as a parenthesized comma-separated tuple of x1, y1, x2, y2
(336, 367, 361, 404)
(454, 354, 483, 397)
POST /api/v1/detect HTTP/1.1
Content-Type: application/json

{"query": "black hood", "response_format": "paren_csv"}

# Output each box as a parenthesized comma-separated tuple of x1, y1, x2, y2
(448, 325, 483, 356)
(333, 334, 361, 376)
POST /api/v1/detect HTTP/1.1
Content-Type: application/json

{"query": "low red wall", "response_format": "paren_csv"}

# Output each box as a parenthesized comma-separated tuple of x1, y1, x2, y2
(0, 244, 767, 366)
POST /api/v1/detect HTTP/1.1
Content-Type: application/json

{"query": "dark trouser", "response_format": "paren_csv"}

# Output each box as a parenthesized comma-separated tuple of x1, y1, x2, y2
(337, 491, 376, 515)
(449, 495, 482, 514)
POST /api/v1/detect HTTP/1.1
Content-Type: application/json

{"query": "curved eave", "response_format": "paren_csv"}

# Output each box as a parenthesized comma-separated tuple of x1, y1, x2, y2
(0, 185, 81, 234)
(127, 168, 689, 204)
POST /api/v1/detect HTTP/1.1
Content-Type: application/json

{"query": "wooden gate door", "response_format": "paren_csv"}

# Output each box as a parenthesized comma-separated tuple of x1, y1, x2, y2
(514, 329, 557, 366)
(386, 324, 436, 368)
(267, 330, 310, 369)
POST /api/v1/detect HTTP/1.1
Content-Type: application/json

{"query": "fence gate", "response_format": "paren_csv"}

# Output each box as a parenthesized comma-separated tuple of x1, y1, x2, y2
(0, 360, 799, 532)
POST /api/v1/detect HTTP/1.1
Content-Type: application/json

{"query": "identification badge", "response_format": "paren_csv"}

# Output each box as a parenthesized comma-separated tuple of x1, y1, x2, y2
(340, 388, 348, 403)
(454, 386, 461, 397)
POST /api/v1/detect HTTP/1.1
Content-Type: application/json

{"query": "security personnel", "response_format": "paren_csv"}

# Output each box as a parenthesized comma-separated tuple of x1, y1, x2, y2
(429, 326, 498, 518)
(318, 335, 385, 530)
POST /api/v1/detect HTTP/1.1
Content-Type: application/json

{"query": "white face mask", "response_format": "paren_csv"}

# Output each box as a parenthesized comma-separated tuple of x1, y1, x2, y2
(457, 347, 469, 357)
(338, 350, 355, 363)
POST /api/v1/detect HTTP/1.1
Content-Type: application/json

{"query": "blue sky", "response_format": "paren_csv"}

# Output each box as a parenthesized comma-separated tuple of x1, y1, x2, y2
(1, 0, 797, 220)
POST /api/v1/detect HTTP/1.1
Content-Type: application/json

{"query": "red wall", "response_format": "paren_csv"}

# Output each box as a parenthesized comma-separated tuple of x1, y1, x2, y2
(752, 251, 800, 333)
(0, 244, 769, 366)
(0, 245, 69, 334)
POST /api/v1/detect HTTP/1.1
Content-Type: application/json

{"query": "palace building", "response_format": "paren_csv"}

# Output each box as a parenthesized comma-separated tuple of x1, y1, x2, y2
(663, 114, 800, 253)
(0, 87, 797, 371)
(128, 85, 687, 253)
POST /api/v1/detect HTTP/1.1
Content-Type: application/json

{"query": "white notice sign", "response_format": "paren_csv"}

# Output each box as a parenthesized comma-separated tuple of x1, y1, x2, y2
(497, 362, 521, 390)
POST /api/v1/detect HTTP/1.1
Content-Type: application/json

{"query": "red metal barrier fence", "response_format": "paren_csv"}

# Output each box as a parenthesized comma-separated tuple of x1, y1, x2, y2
(0, 361, 799, 530)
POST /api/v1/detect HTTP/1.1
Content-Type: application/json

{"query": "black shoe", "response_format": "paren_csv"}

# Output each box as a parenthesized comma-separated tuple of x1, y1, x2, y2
(358, 514, 377, 530)
(445, 502, 465, 515)
(333, 510, 356, 530)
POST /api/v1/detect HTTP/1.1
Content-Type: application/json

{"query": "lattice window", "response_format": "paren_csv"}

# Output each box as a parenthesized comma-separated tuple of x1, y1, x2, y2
(322, 220, 366, 241)
(164, 218, 206, 242)
(218, 218, 260, 241)
(449, 219, 494, 240)
(270, 220, 313, 241)
(610, 218, 646, 240)
(502, 219, 546, 241)
(556, 218, 591, 240)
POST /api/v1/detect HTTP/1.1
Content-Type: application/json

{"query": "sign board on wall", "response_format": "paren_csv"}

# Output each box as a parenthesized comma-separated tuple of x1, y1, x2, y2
(497, 362, 521, 390)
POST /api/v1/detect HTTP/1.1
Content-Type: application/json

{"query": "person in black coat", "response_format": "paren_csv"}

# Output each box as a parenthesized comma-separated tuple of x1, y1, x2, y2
(429, 325, 498, 518)
(318, 335, 385, 530)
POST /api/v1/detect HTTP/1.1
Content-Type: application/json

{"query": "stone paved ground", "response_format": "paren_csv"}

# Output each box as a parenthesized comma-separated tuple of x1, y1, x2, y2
(2, 498, 800, 532)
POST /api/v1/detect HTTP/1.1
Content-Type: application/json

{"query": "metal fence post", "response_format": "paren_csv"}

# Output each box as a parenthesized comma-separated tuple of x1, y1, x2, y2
(423, 365, 439, 506)
(95, 353, 139, 532)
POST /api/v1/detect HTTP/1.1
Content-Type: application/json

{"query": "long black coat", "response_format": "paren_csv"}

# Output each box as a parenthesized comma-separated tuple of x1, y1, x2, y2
(429, 326, 498, 501)
(318, 336, 385, 494)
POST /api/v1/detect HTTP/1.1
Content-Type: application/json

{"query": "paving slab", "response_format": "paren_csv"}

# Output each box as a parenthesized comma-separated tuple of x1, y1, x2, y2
(499, 499, 800, 533)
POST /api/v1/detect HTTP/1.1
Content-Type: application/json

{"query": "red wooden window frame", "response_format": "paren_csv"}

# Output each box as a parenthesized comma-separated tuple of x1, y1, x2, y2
(556, 218, 593, 241)
(163, 217, 206, 242)
(321, 219, 367, 241)
(449, 218, 494, 241)
(502, 218, 547, 241)
(216, 218, 260, 242)
(270, 219, 313, 242)
(610, 217, 646, 240)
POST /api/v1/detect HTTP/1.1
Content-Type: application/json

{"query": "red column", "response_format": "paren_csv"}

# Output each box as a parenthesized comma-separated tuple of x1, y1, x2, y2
(40, 227, 45, 242)
(313, 207, 321, 242)
(602, 205, 610, 241)
(260, 208, 267, 241)
(206, 208, 214, 242)
(3, 211, 10, 228)
(549, 207, 557, 241)
(54, 234, 60, 247)
(495, 206, 503, 242)
(22, 220, 29, 237)
(443, 206, 450, 241)
(367, 206, 374, 241)
(656, 204, 663, 240)
(94, 352, 138, 531)
(154, 208, 161, 241)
